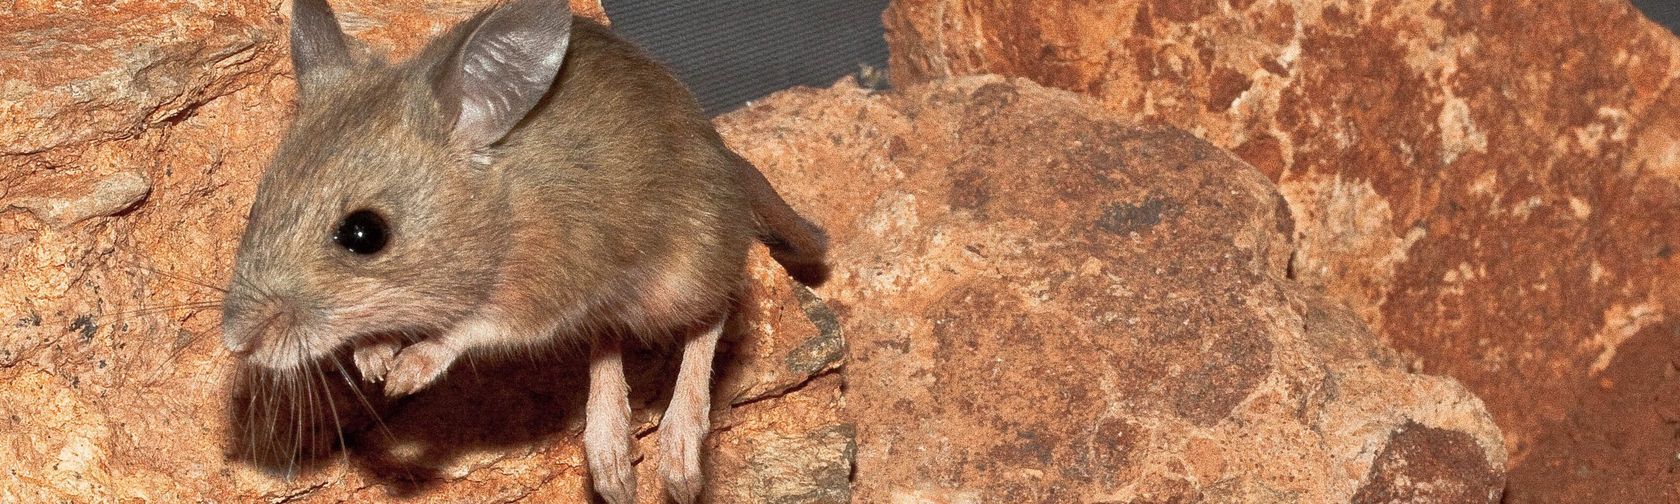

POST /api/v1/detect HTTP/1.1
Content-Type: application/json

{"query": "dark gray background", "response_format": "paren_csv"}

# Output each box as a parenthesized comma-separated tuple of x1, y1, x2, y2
(1636, 0, 1680, 34)
(604, 1, 1680, 116)
(601, 0, 891, 116)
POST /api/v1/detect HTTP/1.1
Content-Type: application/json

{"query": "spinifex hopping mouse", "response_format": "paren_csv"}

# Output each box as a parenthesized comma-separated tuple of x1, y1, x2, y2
(218, 0, 830, 501)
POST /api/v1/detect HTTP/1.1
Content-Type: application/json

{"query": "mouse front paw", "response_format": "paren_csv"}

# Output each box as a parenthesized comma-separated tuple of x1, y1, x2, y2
(352, 339, 401, 382)
(381, 340, 457, 398)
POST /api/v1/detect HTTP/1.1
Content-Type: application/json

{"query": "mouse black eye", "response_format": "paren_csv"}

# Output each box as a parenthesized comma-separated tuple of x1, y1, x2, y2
(333, 210, 389, 255)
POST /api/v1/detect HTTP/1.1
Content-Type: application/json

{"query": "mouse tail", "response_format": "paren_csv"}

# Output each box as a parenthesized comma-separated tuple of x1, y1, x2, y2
(727, 151, 831, 286)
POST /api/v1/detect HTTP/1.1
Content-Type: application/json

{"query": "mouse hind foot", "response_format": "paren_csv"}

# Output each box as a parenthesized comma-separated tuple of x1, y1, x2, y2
(656, 317, 724, 503)
(586, 340, 638, 504)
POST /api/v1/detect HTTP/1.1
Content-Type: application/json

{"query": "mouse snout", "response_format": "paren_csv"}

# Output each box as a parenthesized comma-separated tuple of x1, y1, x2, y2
(224, 334, 255, 357)
(222, 295, 303, 359)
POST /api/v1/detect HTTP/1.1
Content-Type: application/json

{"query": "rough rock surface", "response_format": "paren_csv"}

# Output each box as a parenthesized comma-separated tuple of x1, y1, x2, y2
(3, 1, 1504, 502)
(1502, 321, 1680, 502)
(884, 0, 1680, 481)
(717, 76, 1505, 502)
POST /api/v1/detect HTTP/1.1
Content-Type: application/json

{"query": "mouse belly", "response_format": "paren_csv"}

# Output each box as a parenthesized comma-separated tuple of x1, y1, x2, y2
(610, 266, 735, 337)
(463, 260, 739, 352)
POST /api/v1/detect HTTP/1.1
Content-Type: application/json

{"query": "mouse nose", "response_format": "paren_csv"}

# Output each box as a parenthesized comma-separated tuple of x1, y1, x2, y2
(221, 296, 299, 358)
(221, 295, 258, 356)
(222, 316, 259, 356)
(223, 332, 255, 356)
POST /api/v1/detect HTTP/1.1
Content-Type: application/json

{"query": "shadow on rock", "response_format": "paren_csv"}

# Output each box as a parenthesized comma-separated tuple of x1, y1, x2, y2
(219, 299, 770, 498)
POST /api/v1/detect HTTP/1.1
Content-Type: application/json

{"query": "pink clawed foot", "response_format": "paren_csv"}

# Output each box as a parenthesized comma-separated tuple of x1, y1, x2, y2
(657, 318, 724, 503)
(657, 403, 708, 503)
(585, 342, 637, 504)
(352, 338, 401, 382)
(381, 340, 458, 398)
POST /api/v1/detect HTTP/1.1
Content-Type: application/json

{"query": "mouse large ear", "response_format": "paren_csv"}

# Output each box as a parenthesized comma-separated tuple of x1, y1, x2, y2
(290, 0, 353, 93)
(435, 0, 573, 152)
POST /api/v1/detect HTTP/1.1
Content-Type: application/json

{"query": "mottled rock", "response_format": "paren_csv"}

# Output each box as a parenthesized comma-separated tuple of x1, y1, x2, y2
(5, 171, 151, 229)
(884, 0, 1680, 473)
(316, 0, 609, 60)
(1352, 422, 1505, 504)
(717, 76, 1505, 502)
(1503, 321, 1680, 502)
(0, 1, 275, 158)
(716, 269, 845, 406)
(719, 421, 854, 504)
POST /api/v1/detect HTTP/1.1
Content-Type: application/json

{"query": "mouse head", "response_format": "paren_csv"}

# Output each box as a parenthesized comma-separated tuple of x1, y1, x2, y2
(221, 0, 574, 371)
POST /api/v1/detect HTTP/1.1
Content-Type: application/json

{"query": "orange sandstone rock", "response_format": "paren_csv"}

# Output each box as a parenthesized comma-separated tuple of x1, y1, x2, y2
(885, 0, 1680, 474)
(719, 75, 1505, 502)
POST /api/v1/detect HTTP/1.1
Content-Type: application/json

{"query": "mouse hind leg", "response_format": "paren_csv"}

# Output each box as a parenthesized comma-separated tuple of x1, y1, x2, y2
(657, 317, 725, 503)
